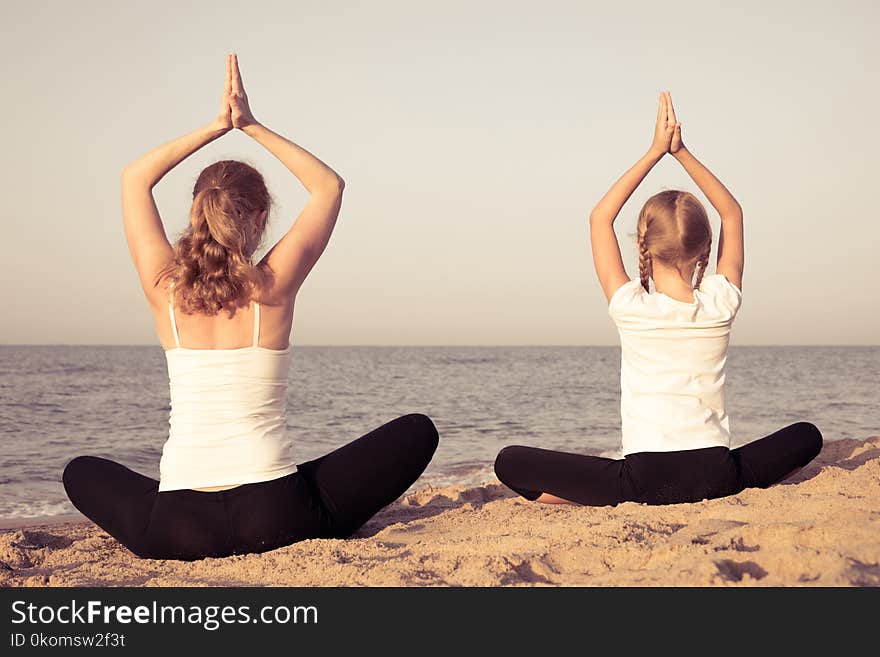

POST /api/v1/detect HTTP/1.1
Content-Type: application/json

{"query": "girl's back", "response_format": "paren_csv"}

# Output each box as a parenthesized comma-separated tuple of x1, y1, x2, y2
(495, 92, 821, 507)
(609, 273, 743, 454)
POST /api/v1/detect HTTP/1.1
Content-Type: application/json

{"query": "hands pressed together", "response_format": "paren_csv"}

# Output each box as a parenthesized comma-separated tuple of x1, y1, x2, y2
(650, 91, 685, 158)
(213, 54, 684, 161)
(212, 53, 258, 133)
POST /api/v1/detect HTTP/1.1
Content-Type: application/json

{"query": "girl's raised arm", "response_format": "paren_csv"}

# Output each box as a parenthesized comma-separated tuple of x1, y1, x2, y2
(666, 95, 744, 290)
(228, 54, 345, 302)
(589, 93, 674, 301)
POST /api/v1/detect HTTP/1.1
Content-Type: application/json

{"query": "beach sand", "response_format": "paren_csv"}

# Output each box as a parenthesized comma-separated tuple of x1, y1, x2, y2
(1, 436, 878, 587)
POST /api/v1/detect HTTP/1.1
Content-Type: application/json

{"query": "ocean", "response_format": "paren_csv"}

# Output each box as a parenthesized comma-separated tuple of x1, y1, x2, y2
(1, 345, 877, 520)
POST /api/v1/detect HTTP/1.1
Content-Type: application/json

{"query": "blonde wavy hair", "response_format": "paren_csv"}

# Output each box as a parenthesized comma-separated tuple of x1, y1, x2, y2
(155, 160, 273, 316)
(636, 190, 712, 293)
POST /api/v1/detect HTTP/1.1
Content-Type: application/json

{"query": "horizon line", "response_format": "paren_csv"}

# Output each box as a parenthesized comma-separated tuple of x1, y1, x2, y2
(1, 343, 878, 349)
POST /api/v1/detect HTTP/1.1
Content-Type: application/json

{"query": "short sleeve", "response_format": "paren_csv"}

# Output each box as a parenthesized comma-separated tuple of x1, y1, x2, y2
(608, 279, 644, 322)
(703, 274, 743, 316)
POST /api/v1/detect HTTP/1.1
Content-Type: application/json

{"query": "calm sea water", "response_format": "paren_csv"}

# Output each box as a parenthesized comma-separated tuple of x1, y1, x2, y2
(1, 346, 878, 519)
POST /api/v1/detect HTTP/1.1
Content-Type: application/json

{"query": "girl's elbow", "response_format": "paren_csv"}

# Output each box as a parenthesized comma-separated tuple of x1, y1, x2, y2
(322, 173, 345, 195)
(588, 210, 607, 229)
(723, 204, 743, 223)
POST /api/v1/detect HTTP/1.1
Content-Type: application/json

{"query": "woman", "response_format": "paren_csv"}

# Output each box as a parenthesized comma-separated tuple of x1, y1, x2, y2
(62, 54, 439, 560)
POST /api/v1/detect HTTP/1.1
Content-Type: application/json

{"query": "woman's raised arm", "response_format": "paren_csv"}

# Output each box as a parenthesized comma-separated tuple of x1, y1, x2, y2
(120, 61, 233, 300)
(227, 54, 345, 301)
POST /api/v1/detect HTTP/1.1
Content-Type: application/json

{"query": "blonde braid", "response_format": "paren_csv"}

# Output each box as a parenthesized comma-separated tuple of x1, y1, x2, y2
(693, 241, 711, 289)
(638, 238, 653, 293)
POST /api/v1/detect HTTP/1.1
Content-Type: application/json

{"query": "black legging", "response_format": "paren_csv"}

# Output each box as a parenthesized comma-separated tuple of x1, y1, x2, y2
(62, 413, 439, 561)
(494, 422, 823, 506)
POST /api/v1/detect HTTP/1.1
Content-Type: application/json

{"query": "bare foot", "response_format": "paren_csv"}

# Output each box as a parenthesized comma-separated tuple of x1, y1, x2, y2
(536, 493, 579, 505)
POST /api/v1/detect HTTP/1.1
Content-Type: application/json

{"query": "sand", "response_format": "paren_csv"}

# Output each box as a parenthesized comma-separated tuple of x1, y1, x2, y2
(1, 436, 878, 587)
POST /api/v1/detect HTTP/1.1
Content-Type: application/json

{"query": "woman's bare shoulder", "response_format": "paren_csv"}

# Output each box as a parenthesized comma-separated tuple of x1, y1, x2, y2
(255, 265, 295, 308)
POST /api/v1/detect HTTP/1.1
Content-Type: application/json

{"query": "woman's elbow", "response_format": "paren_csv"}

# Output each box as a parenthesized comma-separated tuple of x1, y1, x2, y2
(121, 163, 149, 187)
(319, 172, 345, 195)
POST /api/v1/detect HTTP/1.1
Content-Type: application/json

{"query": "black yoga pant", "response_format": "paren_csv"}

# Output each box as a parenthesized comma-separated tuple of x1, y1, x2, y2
(494, 422, 823, 506)
(62, 413, 439, 561)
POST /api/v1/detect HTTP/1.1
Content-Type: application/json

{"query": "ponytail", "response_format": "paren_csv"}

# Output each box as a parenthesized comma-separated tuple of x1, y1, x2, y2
(155, 160, 271, 316)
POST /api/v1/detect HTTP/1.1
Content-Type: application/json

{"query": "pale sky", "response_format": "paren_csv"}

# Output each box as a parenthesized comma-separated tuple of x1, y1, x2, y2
(2, 0, 878, 345)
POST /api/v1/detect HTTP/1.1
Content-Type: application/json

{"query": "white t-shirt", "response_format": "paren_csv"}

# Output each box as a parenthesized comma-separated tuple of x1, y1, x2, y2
(608, 274, 743, 455)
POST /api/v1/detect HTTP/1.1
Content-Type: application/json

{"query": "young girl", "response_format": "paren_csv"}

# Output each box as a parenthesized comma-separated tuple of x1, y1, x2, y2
(494, 92, 822, 506)
(62, 54, 438, 560)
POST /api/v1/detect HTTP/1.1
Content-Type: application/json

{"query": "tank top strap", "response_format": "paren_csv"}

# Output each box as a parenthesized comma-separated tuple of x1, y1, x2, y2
(252, 300, 260, 348)
(168, 281, 181, 348)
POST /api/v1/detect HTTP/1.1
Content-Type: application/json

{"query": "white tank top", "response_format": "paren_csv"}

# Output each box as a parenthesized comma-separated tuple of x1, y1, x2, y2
(608, 274, 743, 456)
(158, 283, 296, 492)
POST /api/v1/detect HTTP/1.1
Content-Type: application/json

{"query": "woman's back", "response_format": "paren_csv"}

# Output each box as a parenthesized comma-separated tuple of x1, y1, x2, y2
(151, 276, 294, 352)
(609, 274, 743, 455)
(158, 281, 296, 492)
